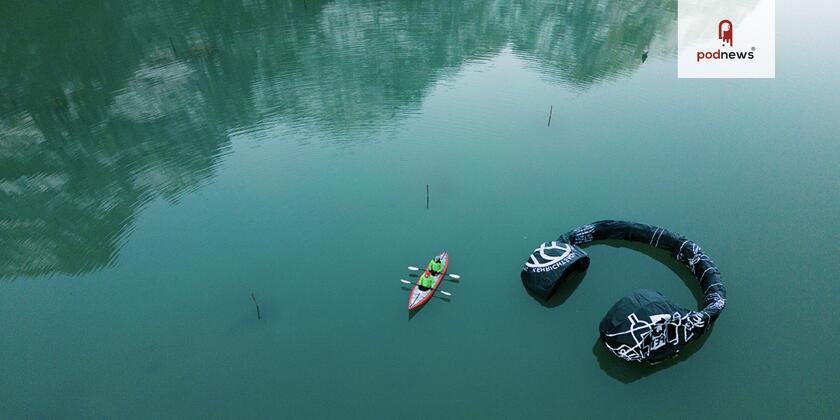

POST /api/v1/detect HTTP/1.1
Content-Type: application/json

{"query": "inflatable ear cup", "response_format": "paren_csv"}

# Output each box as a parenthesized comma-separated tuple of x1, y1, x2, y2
(600, 289, 707, 363)
(521, 241, 590, 300)
(522, 220, 726, 364)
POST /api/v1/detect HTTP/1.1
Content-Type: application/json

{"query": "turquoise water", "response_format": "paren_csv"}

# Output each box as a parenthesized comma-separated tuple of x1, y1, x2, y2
(1, 0, 838, 417)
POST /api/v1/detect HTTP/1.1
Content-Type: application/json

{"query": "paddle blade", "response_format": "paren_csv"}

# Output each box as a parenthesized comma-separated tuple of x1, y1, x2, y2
(407, 266, 420, 271)
(438, 290, 452, 296)
(448, 274, 460, 279)
(400, 279, 413, 285)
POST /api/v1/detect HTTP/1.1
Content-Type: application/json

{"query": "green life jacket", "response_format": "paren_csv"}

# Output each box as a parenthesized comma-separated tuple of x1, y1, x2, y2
(420, 273, 435, 288)
(428, 259, 443, 273)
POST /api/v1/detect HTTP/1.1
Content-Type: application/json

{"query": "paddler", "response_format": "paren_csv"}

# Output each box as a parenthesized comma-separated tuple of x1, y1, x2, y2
(419, 271, 435, 290)
(427, 256, 444, 275)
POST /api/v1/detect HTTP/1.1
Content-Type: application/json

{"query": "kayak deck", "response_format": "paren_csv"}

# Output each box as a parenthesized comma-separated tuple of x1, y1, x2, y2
(408, 252, 449, 311)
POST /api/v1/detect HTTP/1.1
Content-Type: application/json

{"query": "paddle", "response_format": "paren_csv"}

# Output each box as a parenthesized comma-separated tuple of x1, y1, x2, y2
(407, 266, 461, 279)
(400, 279, 452, 296)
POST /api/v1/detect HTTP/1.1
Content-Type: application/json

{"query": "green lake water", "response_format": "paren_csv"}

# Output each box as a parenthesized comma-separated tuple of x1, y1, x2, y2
(1, 0, 838, 418)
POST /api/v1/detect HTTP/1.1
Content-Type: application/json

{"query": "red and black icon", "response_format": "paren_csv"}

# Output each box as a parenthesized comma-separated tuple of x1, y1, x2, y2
(719, 19, 733, 47)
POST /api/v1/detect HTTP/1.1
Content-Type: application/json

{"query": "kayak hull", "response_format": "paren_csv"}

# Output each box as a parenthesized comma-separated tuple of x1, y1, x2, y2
(408, 252, 449, 311)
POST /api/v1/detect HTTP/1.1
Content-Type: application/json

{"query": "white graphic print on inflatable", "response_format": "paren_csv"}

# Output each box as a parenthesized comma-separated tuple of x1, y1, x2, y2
(604, 311, 708, 362)
(525, 241, 573, 268)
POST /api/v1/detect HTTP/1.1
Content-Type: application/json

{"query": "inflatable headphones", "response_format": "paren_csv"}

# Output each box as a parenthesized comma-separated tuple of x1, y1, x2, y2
(521, 220, 726, 363)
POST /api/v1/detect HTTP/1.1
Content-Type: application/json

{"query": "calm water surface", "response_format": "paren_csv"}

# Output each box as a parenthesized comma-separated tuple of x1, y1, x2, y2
(1, 0, 838, 418)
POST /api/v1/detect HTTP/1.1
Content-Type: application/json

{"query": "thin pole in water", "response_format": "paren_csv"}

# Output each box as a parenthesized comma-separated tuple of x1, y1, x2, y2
(250, 293, 261, 320)
(169, 37, 177, 58)
(547, 105, 553, 127)
(426, 184, 430, 209)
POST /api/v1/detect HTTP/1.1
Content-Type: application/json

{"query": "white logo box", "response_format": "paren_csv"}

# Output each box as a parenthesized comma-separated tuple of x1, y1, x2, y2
(678, 0, 775, 78)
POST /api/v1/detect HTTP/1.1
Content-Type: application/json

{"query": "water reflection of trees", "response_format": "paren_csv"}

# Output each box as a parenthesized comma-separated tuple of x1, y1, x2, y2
(0, 0, 675, 278)
(507, 0, 676, 86)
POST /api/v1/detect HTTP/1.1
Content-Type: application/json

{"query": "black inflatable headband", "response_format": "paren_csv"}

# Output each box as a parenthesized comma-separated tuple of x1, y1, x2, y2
(521, 220, 726, 363)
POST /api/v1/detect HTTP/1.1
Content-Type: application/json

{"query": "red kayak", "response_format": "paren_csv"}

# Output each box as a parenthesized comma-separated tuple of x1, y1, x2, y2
(408, 252, 449, 311)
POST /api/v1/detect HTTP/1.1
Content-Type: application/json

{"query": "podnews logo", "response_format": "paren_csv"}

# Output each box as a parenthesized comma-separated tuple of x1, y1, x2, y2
(678, 0, 774, 78)
(696, 19, 755, 62)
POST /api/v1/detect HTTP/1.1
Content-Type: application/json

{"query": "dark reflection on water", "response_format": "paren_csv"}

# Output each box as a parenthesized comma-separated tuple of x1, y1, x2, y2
(593, 331, 711, 384)
(0, 0, 675, 279)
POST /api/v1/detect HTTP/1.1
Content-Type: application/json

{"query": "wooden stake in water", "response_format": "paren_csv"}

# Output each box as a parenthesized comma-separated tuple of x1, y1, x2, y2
(426, 184, 430, 209)
(250, 293, 261, 320)
(547, 105, 553, 127)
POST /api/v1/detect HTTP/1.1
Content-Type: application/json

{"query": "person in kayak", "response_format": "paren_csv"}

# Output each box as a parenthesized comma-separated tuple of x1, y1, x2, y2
(427, 256, 444, 275)
(418, 271, 435, 290)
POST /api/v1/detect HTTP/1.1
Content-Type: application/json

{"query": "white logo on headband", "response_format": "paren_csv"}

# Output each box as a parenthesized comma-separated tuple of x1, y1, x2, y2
(525, 241, 573, 268)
